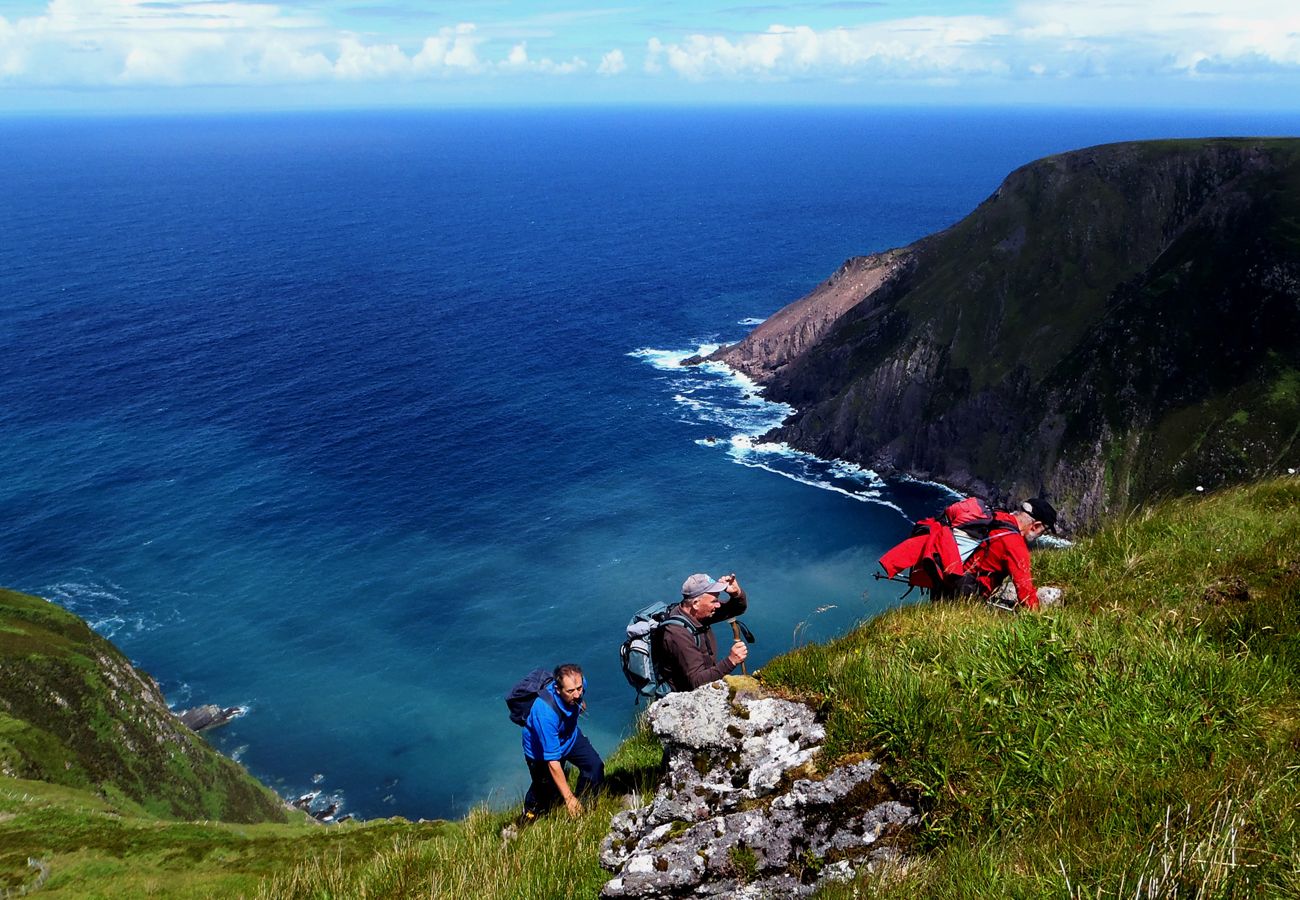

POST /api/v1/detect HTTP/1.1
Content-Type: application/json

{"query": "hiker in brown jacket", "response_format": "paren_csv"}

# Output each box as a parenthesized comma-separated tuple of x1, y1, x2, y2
(654, 573, 749, 692)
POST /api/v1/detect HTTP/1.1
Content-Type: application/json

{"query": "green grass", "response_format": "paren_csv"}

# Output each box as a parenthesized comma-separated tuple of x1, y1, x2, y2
(0, 587, 287, 825)
(251, 720, 665, 900)
(761, 476, 1300, 897)
(0, 721, 665, 899)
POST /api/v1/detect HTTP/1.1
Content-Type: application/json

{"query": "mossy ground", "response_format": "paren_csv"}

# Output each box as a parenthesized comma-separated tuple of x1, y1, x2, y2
(3, 477, 1298, 897)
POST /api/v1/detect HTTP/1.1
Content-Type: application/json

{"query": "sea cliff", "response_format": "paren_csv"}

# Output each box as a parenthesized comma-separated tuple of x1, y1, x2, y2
(713, 139, 1300, 531)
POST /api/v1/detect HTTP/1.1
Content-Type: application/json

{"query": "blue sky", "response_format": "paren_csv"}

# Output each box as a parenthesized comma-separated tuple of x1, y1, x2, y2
(1, 1, 1298, 112)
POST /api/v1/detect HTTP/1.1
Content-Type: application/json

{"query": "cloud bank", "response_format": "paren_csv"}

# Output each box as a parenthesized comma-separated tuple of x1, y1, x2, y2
(645, 1, 1300, 82)
(0, 0, 595, 86)
(1, 0, 1297, 92)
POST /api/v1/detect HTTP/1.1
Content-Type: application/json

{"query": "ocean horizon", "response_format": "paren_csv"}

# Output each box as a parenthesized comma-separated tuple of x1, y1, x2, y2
(3, 106, 1298, 820)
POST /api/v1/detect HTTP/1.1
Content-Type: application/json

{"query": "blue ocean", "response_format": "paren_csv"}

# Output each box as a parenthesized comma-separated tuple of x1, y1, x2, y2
(2, 107, 1297, 820)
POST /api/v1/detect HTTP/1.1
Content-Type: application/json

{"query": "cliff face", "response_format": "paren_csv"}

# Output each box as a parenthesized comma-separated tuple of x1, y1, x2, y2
(716, 139, 1300, 531)
(0, 587, 287, 823)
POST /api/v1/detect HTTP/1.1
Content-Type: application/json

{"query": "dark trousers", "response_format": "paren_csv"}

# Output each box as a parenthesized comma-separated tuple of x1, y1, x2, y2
(523, 732, 604, 814)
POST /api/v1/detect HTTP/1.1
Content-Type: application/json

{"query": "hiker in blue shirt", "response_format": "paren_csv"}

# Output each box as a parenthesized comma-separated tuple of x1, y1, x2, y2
(522, 663, 604, 819)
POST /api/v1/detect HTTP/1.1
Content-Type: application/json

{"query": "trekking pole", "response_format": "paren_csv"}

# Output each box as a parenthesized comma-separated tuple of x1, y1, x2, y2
(731, 621, 749, 676)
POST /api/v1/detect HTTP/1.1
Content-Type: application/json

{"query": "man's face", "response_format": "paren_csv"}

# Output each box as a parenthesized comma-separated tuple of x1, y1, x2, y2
(689, 592, 722, 618)
(1014, 511, 1045, 543)
(556, 673, 584, 708)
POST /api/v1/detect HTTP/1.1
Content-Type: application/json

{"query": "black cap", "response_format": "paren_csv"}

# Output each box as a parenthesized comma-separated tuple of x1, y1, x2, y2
(1022, 497, 1058, 532)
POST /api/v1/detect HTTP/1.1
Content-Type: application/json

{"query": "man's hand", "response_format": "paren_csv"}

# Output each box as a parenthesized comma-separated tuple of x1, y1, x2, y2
(726, 640, 748, 668)
(564, 795, 584, 817)
(722, 574, 742, 596)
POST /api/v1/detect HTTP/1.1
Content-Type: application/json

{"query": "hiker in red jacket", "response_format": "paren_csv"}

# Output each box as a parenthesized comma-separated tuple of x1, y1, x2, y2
(879, 496, 1058, 611)
(963, 498, 1057, 611)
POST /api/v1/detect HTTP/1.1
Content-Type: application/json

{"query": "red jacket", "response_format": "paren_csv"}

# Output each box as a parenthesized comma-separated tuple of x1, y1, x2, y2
(966, 511, 1038, 609)
(878, 519, 964, 590)
(878, 510, 1038, 610)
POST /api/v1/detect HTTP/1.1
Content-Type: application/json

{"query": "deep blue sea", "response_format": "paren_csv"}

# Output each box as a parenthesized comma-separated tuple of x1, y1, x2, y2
(3, 107, 1297, 820)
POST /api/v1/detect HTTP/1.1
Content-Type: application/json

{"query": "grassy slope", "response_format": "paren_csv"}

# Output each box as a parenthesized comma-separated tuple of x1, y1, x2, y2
(3, 477, 1297, 898)
(0, 727, 665, 899)
(765, 475, 1300, 897)
(0, 588, 286, 825)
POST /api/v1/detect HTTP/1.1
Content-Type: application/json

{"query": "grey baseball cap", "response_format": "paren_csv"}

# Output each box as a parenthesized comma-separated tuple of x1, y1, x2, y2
(682, 573, 729, 599)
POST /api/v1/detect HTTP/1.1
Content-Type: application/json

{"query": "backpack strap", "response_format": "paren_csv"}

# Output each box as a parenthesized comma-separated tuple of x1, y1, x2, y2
(535, 681, 561, 716)
(661, 612, 705, 649)
(962, 524, 1023, 576)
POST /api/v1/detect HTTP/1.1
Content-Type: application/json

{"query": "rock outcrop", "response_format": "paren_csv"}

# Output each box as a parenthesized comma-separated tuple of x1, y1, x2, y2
(713, 139, 1300, 532)
(176, 704, 246, 732)
(600, 678, 916, 898)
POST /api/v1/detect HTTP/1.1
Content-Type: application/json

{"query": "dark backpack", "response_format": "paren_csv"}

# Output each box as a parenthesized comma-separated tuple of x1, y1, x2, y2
(505, 668, 561, 727)
(620, 601, 703, 702)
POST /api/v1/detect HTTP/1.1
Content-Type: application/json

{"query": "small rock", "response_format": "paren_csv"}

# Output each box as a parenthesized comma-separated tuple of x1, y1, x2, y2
(176, 704, 245, 732)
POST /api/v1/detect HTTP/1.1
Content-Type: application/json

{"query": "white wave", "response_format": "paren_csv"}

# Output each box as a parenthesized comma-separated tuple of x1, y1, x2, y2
(163, 681, 193, 709)
(635, 343, 912, 510)
(627, 344, 722, 371)
(1038, 534, 1073, 549)
(731, 457, 904, 513)
(738, 317, 766, 326)
(895, 472, 964, 500)
(40, 571, 177, 639)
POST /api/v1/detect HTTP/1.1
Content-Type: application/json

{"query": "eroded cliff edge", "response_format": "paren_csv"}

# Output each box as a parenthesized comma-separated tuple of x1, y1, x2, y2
(714, 139, 1300, 532)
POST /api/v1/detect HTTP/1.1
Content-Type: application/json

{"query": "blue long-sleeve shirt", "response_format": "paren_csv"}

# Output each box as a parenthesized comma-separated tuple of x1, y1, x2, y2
(521, 681, 581, 761)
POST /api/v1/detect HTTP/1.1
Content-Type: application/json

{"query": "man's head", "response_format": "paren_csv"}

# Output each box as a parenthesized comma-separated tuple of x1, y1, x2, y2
(1012, 497, 1057, 542)
(680, 573, 730, 619)
(552, 663, 584, 709)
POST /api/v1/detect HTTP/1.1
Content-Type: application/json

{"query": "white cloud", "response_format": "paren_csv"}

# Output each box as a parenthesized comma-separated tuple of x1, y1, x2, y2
(0, 0, 569, 86)
(598, 48, 626, 76)
(412, 24, 482, 72)
(505, 42, 529, 68)
(494, 39, 585, 74)
(645, 17, 1016, 81)
(643, 1, 1300, 82)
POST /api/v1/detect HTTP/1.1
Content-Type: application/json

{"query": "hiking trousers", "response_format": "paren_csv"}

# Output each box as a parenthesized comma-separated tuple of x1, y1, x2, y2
(523, 732, 604, 814)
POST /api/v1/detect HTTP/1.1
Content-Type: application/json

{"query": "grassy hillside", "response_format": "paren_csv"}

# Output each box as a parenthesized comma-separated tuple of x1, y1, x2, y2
(765, 475, 1300, 896)
(0, 728, 664, 899)
(0, 588, 287, 826)
(2, 476, 1297, 897)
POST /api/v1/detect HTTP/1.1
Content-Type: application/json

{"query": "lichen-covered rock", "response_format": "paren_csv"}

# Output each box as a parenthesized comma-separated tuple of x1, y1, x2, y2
(601, 678, 917, 898)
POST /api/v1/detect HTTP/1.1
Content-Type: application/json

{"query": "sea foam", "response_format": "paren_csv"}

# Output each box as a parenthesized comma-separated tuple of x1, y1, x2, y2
(631, 344, 901, 512)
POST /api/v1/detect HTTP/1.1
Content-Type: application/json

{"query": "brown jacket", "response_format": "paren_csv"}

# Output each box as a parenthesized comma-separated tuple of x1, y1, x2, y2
(654, 590, 748, 692)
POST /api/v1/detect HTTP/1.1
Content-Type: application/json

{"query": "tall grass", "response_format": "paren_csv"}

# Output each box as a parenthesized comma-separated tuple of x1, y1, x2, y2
(767, 478, 1300, 897)
(250, 718, 664, 900)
